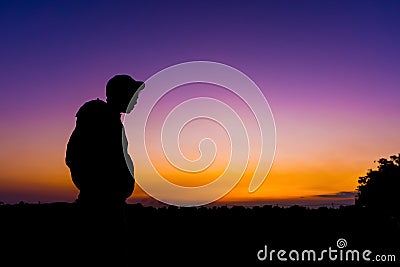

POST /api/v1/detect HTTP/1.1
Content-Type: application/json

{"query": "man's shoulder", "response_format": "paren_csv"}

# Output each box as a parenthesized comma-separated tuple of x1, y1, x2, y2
(76, 98, 108, 118)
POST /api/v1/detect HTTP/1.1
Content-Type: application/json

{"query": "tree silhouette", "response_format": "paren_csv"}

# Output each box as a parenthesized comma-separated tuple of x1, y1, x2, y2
(356, 154, 400, 214)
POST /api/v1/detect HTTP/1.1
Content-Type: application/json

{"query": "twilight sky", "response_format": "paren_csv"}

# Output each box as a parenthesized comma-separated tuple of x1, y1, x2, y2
(0, 0, 399, 206)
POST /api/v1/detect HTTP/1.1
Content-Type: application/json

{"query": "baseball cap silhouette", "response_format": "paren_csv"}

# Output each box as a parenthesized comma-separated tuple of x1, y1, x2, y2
(106, 74, 145, 103)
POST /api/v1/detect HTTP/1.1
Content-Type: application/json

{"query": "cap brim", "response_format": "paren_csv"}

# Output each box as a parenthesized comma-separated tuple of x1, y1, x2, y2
(134, 81, 145, 90)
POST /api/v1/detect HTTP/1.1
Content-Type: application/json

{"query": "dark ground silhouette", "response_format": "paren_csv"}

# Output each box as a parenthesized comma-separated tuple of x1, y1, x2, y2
(0, 202, 399, 266)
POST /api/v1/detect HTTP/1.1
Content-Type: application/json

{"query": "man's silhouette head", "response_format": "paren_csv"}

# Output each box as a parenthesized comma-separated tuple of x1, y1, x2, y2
(106, 74, 145, 113)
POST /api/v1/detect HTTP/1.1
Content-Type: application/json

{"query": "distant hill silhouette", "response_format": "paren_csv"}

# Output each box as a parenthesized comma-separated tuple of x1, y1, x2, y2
(0, 202, 399, 266)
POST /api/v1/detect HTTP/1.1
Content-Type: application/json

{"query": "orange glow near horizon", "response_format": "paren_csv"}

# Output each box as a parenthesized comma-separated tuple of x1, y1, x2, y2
(1, 84, 399, 206)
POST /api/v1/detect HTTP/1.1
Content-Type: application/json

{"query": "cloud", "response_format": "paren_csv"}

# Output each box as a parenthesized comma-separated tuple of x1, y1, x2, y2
(315, 191, 357, 199)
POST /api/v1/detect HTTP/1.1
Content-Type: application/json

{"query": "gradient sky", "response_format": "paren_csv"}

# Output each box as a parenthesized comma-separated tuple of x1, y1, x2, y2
(1, 0, 399, 206)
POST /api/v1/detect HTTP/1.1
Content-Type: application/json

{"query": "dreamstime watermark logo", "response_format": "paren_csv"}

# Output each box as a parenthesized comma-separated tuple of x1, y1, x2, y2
(257, 238, 396, 262)
(337, 238, 347, 249)
(124, 61, 276, 207)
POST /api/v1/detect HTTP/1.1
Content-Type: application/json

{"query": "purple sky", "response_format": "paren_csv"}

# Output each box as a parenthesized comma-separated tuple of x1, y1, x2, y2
(0, 0, 399, 205)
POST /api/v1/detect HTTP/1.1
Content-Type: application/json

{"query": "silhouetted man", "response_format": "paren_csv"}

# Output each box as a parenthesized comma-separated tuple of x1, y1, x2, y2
(65, 74, 144, 266)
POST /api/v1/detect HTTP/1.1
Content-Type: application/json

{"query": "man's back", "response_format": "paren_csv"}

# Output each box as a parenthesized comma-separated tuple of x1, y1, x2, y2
(65, 98, 134, 204)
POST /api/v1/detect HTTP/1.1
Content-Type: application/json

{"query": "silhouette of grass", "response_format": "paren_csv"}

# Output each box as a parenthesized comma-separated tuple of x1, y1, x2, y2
(0, 202, 399, 266)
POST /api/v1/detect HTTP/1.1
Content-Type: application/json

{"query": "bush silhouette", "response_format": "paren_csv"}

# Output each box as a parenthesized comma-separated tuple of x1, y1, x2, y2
(356, 154, 400, 215)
